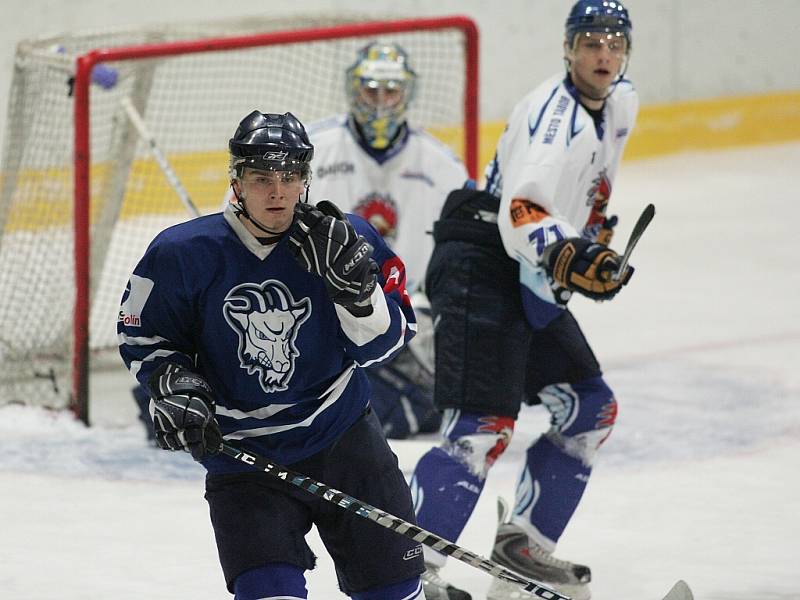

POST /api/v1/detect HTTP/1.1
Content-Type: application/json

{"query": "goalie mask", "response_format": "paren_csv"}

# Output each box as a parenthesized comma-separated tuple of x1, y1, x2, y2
(346, 42, 416, 150)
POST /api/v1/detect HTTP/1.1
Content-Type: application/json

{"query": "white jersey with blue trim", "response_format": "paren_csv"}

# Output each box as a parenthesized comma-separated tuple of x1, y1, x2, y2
(118, 205, 416, 471)
(306, 115, 468, 293)
(484, 73, 638, 311)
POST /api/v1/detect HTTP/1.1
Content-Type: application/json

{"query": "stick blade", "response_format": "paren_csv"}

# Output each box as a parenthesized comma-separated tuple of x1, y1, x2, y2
(661, 580, 693, 600)
(631, 203, 656, 239)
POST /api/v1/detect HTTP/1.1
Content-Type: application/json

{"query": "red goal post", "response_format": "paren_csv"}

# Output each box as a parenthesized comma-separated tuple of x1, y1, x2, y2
(62, 16, 478, 423)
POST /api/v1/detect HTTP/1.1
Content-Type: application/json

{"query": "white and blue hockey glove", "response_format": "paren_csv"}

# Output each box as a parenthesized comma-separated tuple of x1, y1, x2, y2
(147, 363, 222, 461)
(288, 201, 378, 314)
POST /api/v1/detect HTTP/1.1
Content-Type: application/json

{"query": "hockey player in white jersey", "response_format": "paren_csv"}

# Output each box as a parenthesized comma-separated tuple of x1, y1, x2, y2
(306, 43, 468, 439)
(409, 2, 638, 599)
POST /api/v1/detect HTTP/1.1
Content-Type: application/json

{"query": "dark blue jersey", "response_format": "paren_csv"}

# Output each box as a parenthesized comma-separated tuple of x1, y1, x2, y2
(118, 206, 416, 471)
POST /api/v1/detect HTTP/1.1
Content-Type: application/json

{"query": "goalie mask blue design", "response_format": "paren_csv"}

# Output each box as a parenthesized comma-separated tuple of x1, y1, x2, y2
(222, 280, 312, 393)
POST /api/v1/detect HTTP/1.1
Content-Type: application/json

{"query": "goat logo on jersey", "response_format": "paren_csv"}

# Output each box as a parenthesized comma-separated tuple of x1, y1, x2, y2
(223, 280, 311, 394)
(354, 192, 398, 240)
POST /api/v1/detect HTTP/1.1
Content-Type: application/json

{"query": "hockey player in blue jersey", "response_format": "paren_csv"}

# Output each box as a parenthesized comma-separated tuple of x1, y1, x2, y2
(410, 2, 638, 599)
(118, 111, 426, 600)
(217, 44, 467, 440)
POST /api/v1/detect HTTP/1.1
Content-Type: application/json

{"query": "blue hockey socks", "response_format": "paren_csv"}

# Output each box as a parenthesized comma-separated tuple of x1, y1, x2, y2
(513, 434, 591, 546)
(411, 446, 485, 545)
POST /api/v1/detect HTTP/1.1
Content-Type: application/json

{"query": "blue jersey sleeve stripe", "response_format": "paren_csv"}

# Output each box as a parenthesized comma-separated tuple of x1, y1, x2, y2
(356, 310, 409, 368)
(216, 402, 294, 420)
(118, 333, 169, 346)
(129, 348, 187, 379)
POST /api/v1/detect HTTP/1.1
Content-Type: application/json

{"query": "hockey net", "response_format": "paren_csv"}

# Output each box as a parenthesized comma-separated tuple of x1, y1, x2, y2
(0, 15, 479, 423)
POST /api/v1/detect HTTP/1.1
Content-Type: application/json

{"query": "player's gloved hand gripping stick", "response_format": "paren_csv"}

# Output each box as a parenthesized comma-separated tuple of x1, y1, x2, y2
(541, 204, 655, 301)
(148, 363, 222, 461)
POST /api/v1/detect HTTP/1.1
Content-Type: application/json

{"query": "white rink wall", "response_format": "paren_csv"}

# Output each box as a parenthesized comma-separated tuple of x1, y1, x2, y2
(1, 0, 800, 143)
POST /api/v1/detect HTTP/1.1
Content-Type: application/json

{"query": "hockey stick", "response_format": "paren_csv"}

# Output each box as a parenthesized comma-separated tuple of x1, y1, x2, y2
(220, 442, 692, 600)
(219, 441, 570, 600)
(612, 203, 655, 281)
(120, 96, 202, 218)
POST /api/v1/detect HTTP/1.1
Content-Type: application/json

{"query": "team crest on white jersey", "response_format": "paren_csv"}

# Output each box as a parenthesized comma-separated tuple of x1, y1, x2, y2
(583, 168, 611, 238)
(354, 192, 398, 240)
(223, 280, 311, 393)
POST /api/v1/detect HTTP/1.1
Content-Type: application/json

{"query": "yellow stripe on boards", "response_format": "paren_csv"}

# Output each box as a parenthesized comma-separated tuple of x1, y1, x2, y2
(478, 90, 800, 171)
(3, 92, 798, 233)
(625, 90, 800, 159)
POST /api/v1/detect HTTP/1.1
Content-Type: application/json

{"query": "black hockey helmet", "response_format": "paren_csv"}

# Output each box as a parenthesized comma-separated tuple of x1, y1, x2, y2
(229, 111, 314, 179)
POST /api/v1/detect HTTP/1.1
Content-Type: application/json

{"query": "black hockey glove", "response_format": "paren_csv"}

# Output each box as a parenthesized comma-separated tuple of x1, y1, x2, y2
(147, 363, 222, 461)
(288, 201, 379, 314)
(541, 237, 633, 301)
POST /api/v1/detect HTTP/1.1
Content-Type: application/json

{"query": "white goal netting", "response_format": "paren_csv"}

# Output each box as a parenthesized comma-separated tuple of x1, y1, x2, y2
(0, 14, 476, 418)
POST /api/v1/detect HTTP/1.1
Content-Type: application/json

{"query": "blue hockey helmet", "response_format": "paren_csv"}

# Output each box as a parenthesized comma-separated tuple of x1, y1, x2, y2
(345, 42, 417, 150)
(565, 0, 632, 49)
(229, 111, 314, 179)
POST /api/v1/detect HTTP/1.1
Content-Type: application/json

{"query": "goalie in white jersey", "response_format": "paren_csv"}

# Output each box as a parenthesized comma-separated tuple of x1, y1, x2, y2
(309, 42, 467, 295)
(307, 43, 468, 440)
(410, 2, 638, 599)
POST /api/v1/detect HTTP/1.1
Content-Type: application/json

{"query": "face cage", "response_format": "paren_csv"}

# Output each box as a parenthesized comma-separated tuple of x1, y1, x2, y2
(351, 98, 407, 150)
(349, 77, 412, 150)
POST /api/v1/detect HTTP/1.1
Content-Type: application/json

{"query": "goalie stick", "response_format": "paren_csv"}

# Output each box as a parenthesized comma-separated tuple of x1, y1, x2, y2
(220, 442, 690, 600)
(612, 203, 656, 281)
(120, 96, 202, 218)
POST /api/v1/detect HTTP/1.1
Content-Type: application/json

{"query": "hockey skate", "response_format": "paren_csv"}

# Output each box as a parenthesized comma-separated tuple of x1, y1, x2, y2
(421, 564, 472, 600)
(486, 498, 591, 600)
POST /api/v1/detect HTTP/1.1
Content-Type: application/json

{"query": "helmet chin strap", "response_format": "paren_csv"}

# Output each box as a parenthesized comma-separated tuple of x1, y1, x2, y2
(230, 182, 310, 236)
